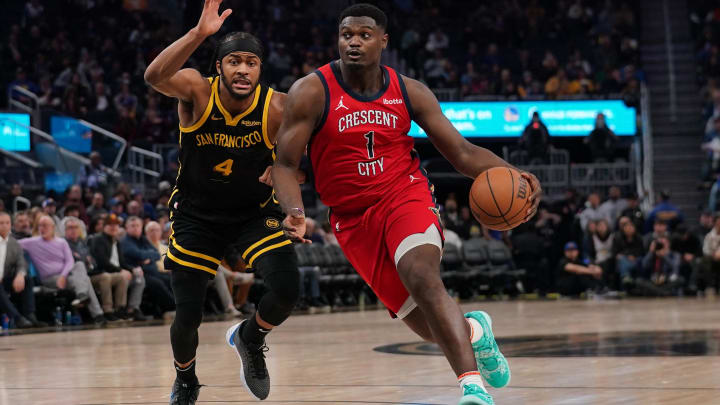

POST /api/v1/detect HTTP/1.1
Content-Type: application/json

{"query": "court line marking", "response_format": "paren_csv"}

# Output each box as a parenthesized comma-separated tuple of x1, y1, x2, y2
(79, 399, 448, 405)
(3, 384, 720, 391)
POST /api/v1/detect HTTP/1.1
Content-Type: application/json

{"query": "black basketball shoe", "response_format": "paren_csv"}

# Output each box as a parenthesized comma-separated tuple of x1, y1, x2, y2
(169, 379, 202, 405)
(225, 321, 270, 400)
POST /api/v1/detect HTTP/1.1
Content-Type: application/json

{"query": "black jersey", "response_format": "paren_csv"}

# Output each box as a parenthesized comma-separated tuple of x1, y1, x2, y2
(172, 76, 277, 223)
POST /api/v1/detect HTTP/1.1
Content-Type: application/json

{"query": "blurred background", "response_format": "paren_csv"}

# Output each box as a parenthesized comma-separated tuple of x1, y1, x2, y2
(0, 0, 719, 328)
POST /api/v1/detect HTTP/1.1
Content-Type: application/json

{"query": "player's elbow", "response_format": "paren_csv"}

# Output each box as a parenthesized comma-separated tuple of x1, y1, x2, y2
(143, 67, 163, 86)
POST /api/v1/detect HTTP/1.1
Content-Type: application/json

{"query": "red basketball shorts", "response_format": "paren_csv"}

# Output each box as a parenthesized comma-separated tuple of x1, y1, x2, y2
(329, 169, 444, 318)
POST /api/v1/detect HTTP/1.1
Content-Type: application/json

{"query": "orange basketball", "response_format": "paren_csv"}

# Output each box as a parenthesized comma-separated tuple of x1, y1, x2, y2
(469, 167, 530, 231)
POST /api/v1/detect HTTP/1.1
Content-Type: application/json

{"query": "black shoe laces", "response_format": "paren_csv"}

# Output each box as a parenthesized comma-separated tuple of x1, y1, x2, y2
(248, 343, 269, 379)
(175, 382, 203, 404)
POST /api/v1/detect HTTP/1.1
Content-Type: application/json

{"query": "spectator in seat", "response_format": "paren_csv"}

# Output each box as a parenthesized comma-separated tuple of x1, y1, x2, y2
(578, 192, 604, 232)
(126, 200, 143, 219)
(131, 190, 156, 221)
(599, 186, 628, 228)
(585, 113, 618, 162)
(121, 216, 174, 316)
(41, 198, 62, 236)
(12, 210, 32, 239)
(18, 215, 104, 323)
(545, 68, 572, 98)
(701, 215, 720, 298)
(556, 241, 604, 296)
(672, 225, 702, 293)
(88, 214, 106, 237)
(144, 221, 167, 272)
(645, 190, 683, 232)
(77, 151, 112, 192)
(457, 206, 482, 240)
(643, 219, 670, 251)
(86, 192, 107, 220)
(693, 211, 714, 242)
(613, 220, 644, 288)
(109, 198, 127, 221)
(59, 185, 88, 223)
(63, 216, 105, 323)
(518, 111, 550, 164)
(89, 214, 148, 321)
(0, 212, 45, 328)
(587, 219, 614, 276)
(425, 27, 449, 53)
(619, 193, 644, 232)
(639, 237, 682, 296)
(441, 197, 462, 234)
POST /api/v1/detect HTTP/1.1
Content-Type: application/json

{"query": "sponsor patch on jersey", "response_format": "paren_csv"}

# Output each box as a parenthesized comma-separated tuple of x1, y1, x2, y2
(241, 120, 261, 126)
(383, 98, 403, 105)
(265, 218, 281, 230)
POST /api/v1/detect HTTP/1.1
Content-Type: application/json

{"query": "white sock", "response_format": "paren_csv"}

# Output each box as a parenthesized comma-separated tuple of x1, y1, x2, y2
(467, 317, 483, 343)
(458, 371, 486, 393)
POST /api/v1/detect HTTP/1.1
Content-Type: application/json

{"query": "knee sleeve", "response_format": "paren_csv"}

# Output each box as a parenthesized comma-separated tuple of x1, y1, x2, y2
(253, 252, 300, 325)
(170, 269, 211, 362)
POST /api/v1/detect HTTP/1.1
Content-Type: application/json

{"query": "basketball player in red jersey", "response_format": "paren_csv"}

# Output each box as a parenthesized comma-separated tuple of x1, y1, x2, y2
(272, 4, 540, 405)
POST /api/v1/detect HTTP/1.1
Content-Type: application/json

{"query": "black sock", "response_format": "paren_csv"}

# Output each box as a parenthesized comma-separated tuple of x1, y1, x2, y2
(175, 359, 198, 385)
(241, 315, 271, 345)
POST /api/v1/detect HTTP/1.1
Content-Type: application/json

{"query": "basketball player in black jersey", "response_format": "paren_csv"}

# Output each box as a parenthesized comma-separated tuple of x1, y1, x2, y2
(144, 1, 300, 403)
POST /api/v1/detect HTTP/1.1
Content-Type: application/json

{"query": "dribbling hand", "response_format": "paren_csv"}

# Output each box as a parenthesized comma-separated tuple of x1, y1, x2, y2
(196, 0, 232, 38)
(520, 171, 542, 222)
(282, 215, 311, 244)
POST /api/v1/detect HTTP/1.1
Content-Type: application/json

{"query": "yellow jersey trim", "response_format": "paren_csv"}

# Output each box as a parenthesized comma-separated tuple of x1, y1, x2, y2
(168, 189, 179, 207)
(261, 88, 274, 149)
(247, 239, 292, 268)
(167, 251, 217, 275)
(179, 77, 216, 132)
(168, 189, 179, 219)
(242, 230, 284, 260)
(259, 192, 274, 208)
(171, 237, 221, 265)
(214, 82, 261, 126)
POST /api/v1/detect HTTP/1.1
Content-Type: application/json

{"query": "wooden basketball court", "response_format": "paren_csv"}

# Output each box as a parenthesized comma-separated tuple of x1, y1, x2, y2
(1, 298, 719, 404)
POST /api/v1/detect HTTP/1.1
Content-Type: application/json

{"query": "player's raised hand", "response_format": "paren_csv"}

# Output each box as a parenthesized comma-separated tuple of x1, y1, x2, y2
(282, 215, 312, 244)
(521, 171, 542, 222)
(196, 0, 232, 37)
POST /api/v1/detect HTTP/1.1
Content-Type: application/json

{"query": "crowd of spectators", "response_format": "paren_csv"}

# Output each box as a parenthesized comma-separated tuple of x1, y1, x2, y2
(3, 0, 642, 152)
(435, 186, 719, 300)
(694, 2, 720, 212)
(2, 152, 720, 330)
(0, 179, 261, 329)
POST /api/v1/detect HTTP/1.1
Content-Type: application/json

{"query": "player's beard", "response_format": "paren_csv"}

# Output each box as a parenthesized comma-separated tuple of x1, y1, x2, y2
(219, 67, 256, 101)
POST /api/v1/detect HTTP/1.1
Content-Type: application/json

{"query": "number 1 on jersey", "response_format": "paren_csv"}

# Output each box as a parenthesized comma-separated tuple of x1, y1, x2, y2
(364, 131, 375, 159)
(213, 159, 233, 176)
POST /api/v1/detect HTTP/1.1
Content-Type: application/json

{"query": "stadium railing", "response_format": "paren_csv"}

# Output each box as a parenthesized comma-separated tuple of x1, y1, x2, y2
(7, 85, 40, 127)
(127, 146, 163, 190)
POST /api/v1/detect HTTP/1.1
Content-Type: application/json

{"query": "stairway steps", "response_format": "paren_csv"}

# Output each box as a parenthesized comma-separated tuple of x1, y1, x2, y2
(640, 0, 705, 223)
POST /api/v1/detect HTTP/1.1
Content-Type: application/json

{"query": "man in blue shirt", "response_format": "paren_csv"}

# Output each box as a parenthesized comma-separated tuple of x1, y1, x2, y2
(120, 216, 174, 316)
(646, 190, 683, 232)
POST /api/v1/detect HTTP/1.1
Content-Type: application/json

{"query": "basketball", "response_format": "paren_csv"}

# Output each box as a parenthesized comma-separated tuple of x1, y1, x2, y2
(469, 167, 530, 231)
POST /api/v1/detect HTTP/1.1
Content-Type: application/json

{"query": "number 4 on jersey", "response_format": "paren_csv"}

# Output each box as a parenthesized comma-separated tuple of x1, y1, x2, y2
(213, 159, 233, 176)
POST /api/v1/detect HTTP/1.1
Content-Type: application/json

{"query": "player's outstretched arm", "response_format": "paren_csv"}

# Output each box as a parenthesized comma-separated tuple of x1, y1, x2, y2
(403, 75, 542, 219)
(144, 0, 232, 102)
(272, 74, 325, 243)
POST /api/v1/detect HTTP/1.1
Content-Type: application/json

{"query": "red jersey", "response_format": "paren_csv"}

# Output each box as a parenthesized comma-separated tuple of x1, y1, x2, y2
(310, 61, 417, 214)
